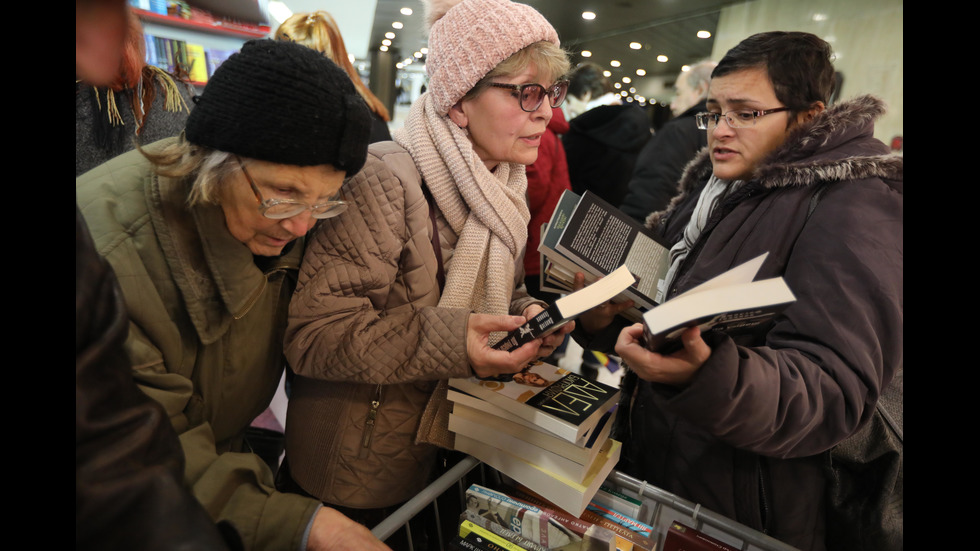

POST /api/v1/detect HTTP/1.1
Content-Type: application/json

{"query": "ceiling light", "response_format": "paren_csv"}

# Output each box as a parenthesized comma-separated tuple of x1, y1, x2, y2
(629, 42, 642, 50)
(385, 32, 395, 39)
(635, 69, 646, 76)
(681, 65, 690, 72)
(629, 87, 636, 93)
(657, 55, 668, 62)
(622, 77, 631, 83)
(582, 11, 596, 20)
(610, 60, 621, 67)
(581, 50, 592, 57)
(267, 1, 292, 24)
(401, 7, 413, 15)
(421, 47, 428, 54)
(382, 39, 391, 46)
(697, 30, 711, 38)
(392, 21, 403, 29)
(812, 13, 827, 21)
(602, 70, 611, 77)
(380, 45, 389, 51)
(414, 51, 423, 58)
(614, 82, 621, 89)
(396, 62, 404, 69)
(620, 91, 628, 96)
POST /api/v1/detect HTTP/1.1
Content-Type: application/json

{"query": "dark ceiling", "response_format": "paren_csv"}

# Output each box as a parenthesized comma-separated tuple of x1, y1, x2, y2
(370, 0, 746, 91)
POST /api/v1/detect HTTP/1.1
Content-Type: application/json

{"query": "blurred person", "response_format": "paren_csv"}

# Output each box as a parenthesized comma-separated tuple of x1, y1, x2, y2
(76, 5, 194, 176)
(77, 38, 390, 551)
(277, 0, 571, 545)
(620, 60, 716, 221)
(561, 62, 651, 216)
(275, 10, 392, 143)
(575, 31, 902, 550)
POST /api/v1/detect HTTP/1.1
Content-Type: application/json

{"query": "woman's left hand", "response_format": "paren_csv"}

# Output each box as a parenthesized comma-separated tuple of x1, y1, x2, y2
(522, 304, 574, 359)
(614, 323, 711, 386)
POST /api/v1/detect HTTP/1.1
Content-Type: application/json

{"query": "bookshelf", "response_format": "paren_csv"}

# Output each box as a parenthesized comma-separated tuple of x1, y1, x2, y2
(133, 2, 272, 88)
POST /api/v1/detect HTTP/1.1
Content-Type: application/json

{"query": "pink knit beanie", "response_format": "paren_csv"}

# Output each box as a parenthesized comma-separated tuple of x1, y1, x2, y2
(424, 0, 560, 115)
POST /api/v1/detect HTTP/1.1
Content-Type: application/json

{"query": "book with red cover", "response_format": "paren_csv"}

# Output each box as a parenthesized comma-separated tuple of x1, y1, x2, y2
(662, 521, 738, 551)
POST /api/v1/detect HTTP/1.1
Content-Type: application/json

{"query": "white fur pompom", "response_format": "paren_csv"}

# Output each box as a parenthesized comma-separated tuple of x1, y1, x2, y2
(423, 0, 466, 32)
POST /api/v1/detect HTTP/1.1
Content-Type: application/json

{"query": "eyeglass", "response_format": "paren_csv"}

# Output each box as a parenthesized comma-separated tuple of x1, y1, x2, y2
(236, 156, 348, 220)
(695, 107, 792, 130)
(486, 80, 569, 112)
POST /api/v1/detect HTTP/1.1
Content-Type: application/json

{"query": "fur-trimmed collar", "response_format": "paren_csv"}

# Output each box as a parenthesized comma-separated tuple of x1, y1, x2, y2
(646, 95, 903, 228)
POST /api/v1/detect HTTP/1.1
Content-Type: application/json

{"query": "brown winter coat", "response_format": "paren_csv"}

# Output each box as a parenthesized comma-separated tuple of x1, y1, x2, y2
(283, 141, 541, 508)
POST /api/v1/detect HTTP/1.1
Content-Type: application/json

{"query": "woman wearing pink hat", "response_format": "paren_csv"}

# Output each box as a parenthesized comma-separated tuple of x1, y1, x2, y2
(278, 0, 571, 544)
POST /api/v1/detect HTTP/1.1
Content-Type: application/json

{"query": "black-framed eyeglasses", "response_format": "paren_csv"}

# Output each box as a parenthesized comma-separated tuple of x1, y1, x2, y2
(487, 80, 569, 112)
(236, 156, 348, 220)
(695, 107, 792, 130)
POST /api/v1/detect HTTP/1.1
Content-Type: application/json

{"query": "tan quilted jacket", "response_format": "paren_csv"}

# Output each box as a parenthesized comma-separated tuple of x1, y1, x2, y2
(282, 141, 541, 508)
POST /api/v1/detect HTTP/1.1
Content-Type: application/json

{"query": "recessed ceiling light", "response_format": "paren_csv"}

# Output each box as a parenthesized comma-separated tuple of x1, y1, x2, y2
(421, 47, 428, 54)
(602, 70, 611, 77)
(636, 69, 646, 76)
(620, 90, 628, 96)
(657, 55, 668, 62)
(581, 50, 592, 57)
(385, 32, 395, 39)
(392, 21, 403, 29)
(629, 42, 642, 50)
(622, 76, 631, 83)
(697, 30, 711, 38)
(610, 60, 621, 67)
(414, 51, 423, 58)
(380, 45, 389, 51)
(812, 13, 827, 21)
(681, 65, 690, 72)
(382, 39, 391, 46)
(582, 11, 596, 20)
(614, 82, 622, 89)
(400, 7, 413, 15)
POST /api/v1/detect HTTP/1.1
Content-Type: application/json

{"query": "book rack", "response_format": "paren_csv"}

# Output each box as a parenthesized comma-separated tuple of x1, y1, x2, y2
(372, 455, 800, 551)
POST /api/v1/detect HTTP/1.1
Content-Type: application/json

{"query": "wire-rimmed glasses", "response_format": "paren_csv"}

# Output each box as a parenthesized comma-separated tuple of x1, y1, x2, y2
(695, 107, 792, 130)
(236, 156, 348, 220)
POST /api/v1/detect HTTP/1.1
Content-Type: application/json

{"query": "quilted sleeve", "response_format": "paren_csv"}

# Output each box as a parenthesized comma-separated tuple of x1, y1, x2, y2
(285, 150, 474, 384)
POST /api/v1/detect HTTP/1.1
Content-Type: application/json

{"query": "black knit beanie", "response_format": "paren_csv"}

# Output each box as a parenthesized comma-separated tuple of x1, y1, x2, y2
(185, 39, 371, 174)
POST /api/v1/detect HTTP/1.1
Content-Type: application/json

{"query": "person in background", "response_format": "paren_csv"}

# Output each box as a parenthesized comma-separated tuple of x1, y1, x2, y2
(524, 105, 570, 305)
(76, 5, 194, 176)
(275, 10, 392, 143)
(561, 62, 651, 208)
(278, 0, 571, 546)
(619, 60, 716, 221)
(77, 38, 390, 551)
(577, 31, 902, 550)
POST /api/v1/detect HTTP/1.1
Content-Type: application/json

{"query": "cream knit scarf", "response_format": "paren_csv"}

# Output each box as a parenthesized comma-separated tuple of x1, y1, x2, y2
(393, 92, 530, 317)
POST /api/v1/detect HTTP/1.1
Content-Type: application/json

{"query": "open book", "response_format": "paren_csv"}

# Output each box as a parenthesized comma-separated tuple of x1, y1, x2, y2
(539, 190, 672, 322)
(641, 253, 796, 353)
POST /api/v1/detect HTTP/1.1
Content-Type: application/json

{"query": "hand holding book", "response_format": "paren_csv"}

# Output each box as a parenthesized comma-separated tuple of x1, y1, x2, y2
(615, 323, 711, 386)
(467, 313, 543, 380)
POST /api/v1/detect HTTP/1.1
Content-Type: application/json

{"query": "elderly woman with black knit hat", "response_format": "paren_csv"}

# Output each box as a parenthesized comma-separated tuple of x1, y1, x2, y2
(278, 0, 572, 536)
(76, 40, 389, 551)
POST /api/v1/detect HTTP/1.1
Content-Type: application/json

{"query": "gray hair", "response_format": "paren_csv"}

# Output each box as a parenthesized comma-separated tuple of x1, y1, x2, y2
(684, 60, 718, 98)
(139, 136, 238, 206)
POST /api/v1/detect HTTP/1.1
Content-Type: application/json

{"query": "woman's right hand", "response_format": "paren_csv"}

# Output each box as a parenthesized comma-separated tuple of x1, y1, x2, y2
(466, 313, 542, 379)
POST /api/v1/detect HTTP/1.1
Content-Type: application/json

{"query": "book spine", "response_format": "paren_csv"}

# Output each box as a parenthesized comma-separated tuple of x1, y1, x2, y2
(460, 520, 542, 551)
(493, 305, 563, 352)
(595, 485, 644, 518)
(465, 484, 571, 549)
(460, 511, 548, 551)
(585, 503, 654, 538)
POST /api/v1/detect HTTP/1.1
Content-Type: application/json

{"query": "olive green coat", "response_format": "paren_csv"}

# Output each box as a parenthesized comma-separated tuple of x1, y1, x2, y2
(76, 138, 320, 551)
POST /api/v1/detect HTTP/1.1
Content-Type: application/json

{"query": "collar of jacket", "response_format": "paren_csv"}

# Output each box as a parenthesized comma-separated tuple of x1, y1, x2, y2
(147, 171, 303, 344)
(647, 94, 903, 229)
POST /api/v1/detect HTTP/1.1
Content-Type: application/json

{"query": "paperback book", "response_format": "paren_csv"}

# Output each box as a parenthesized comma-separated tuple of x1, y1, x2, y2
(494, 264, 635, 352)
(662, 521, 739, 551)
(449, 361, 620, 443)
(640, 253, 795, 354)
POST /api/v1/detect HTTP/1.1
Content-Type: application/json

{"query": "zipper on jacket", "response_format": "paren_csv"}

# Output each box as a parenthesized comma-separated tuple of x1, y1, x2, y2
(757, 458, 771, 535)
(358, 385, 383, 459)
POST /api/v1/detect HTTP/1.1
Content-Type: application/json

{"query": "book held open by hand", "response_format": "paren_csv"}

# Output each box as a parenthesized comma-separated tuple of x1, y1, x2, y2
(641, 253, 796, 354)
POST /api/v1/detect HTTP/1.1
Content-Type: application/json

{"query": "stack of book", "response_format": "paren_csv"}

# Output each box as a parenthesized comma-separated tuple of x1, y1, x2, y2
(447, 483, 658, 551)
(448, 362, 621, 517)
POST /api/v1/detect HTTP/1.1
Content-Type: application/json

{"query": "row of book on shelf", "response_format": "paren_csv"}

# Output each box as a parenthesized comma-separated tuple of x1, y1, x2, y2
(446, 481, 742, 551)
(442, 188, 800, 549)
(143, 33, 236, 85)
